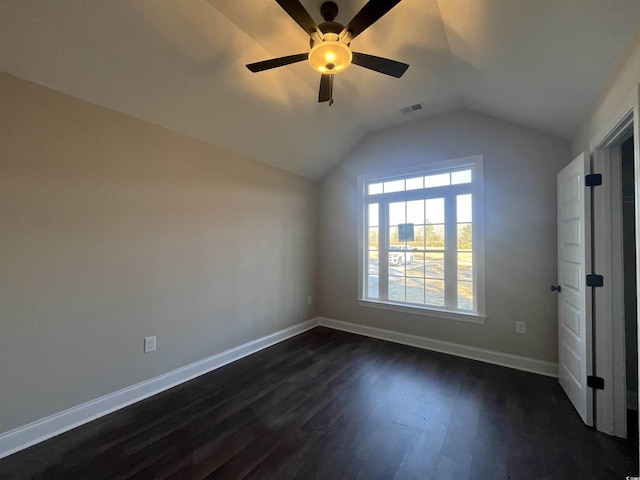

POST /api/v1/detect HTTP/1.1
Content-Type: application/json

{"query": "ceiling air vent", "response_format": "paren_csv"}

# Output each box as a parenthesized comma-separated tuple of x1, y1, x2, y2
(400, 103, 423, 114)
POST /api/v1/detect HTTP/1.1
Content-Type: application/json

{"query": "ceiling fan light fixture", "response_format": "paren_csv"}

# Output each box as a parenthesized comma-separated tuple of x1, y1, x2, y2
(308, 40, 352, 74)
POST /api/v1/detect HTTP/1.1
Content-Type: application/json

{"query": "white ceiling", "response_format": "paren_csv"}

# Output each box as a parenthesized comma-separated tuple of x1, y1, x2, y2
(1, 0, 639, 180)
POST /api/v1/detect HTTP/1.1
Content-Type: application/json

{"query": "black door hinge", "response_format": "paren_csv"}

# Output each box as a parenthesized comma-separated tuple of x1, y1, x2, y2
(585, 174, 602, 187)
(587, 375, 605, 390)
(586, 274, 604, 287)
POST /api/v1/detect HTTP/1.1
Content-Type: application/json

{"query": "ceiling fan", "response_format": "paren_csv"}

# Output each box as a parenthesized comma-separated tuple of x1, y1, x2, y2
(246, 0, 409, 106)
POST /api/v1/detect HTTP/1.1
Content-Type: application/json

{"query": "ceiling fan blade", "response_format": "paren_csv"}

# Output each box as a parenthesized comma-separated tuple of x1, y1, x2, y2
(276, 0, 319, 36)
(246, 53, 308, 72)
(341, 0, 402, 41)
(318, 74, 333, 103)
(352, 52, 409, 78)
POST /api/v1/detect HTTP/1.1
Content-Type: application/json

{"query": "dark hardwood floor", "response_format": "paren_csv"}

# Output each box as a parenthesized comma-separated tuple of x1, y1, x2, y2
(1, 327, 637, 479)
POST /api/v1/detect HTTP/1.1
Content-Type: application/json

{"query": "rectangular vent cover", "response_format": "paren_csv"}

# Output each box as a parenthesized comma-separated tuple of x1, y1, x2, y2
(400, 103, 424, 114)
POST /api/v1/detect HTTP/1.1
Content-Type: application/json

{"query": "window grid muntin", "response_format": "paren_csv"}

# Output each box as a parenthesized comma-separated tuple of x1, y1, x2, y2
(364, 166, 476, 313)
(366, 168, 473, 197)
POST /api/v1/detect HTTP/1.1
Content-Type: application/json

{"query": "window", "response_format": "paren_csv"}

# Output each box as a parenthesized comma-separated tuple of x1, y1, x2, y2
(358, 155, 485, 323)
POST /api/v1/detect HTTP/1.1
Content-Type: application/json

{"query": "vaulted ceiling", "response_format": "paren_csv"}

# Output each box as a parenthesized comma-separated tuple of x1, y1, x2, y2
(1, 1, 640, 179)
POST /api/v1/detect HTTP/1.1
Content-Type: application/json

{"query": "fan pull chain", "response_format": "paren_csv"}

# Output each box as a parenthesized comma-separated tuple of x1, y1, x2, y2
(329, 74, 334, 106)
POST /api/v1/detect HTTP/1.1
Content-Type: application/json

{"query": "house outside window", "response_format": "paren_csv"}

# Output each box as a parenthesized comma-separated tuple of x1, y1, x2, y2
(357, 155, 486, 323)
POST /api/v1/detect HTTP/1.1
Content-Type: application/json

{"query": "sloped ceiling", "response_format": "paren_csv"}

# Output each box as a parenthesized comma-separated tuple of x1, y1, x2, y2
(1, 0, 639, 179)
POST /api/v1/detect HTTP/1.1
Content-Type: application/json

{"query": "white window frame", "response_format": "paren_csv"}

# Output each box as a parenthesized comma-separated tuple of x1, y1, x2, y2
(357, 155, 486, 324)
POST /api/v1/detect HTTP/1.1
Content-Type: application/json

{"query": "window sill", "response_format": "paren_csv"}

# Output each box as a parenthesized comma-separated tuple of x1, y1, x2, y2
(357, 299, 486, 324)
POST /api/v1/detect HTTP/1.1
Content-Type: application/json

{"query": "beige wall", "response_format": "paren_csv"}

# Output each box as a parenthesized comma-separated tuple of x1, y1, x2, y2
(572, 33, 640, 154)
(0, 73, 318, 433)
(318, 109, 569, 363)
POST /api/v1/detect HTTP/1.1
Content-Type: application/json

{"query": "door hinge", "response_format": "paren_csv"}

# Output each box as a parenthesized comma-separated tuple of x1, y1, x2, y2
(587, 375, 605, 390)
(585, 174, 602, 187)
(586, 274, 604, 287)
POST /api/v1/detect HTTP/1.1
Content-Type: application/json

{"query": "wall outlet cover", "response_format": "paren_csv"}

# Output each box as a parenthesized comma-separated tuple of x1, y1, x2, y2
(144, 336, 156, 353)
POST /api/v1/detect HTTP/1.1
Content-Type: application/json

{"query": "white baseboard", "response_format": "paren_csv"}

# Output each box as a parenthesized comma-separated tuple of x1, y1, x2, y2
(0, 318, 319, 460)
(317, 317, 558, 378)
(1, 316, 558, 460)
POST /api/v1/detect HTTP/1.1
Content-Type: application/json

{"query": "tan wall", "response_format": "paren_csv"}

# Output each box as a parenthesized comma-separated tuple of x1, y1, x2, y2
(572, 33, 640, 154)
(318, 109, 569, 363)
(0, 73, 318, 433)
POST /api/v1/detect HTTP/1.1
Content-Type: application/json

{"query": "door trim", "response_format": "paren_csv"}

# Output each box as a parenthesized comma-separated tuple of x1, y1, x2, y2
(589, 84, 639, 438)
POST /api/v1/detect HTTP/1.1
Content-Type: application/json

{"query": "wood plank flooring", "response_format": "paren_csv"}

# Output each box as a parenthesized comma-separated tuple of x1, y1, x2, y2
(0, 327, 637, 479)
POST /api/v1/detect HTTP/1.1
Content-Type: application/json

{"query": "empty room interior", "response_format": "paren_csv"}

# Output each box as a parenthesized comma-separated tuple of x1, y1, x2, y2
(2, 1, 640, 478)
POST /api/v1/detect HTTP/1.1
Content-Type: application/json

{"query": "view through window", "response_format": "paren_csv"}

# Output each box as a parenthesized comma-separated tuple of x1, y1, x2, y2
(360, 157, 484, 317)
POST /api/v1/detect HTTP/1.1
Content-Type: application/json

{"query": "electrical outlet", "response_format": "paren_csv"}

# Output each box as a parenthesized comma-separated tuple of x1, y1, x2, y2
(144, 336, 156, 353)
(515, 321, 526, 335)
(307, 296, 313, 305)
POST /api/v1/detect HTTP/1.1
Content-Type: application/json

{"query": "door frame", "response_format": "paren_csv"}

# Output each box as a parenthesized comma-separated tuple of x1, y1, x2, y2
(589, 84, 639, 438)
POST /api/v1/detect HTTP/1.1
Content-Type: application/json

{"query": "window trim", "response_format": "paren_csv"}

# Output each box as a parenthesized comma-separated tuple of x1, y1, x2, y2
(357, 155, 486, 322)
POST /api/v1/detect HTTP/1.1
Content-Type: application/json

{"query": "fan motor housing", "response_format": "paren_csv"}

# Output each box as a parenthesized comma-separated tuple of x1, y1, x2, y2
(310, 22, 344, 48)
(319, 21, 343, 35)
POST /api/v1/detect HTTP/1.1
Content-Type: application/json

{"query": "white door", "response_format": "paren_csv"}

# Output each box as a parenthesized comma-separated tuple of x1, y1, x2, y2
(557, 152, 593, 425)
